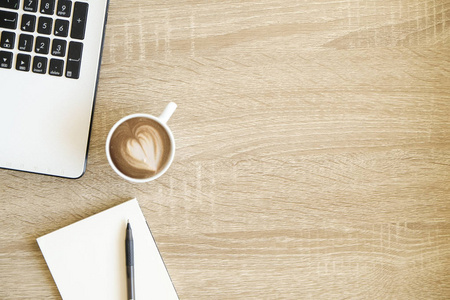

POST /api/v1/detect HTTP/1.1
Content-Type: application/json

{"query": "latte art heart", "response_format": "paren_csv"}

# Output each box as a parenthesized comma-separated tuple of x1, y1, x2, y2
(109, 117, 172, 179)
(124, 126, 164, 172)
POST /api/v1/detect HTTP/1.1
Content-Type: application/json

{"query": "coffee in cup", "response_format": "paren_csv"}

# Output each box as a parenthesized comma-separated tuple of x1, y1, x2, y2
(106, 102, 177, 183)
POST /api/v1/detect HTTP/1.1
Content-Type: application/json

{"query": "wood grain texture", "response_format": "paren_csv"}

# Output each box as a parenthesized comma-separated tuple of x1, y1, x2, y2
(1, 0, 450, 299)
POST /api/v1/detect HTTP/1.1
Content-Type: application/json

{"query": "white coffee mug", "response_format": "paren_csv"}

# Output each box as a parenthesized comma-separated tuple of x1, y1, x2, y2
(105, 102, 177, 183)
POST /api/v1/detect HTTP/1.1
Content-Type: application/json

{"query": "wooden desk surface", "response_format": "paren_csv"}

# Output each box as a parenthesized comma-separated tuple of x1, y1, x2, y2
(1, 0, 450, 299)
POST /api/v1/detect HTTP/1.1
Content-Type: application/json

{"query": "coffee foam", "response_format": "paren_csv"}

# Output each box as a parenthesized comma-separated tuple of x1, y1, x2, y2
(109, 117, 171, 179)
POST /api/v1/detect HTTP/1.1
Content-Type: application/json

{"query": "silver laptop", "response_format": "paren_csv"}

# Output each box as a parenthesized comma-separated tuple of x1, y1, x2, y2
(0, 0, 109, 178)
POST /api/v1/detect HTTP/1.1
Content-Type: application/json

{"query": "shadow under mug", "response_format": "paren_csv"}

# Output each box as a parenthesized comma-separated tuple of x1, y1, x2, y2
(105, 102, 177, 183)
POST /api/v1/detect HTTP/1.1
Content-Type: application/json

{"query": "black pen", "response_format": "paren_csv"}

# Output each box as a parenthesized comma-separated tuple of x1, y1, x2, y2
(126, 221, 135, 300)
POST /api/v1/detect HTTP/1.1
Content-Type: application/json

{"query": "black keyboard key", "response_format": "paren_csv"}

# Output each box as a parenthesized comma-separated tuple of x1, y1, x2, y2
(70, 2, 88, 40)
(0, 0, 19, 9)
(51, 38, 66, 56)
(16, 53, 31, 71)
(35, 36, 50, 54)
(66, 41, 82, 79)
(40, 0, 55, 15)
(0, 10, 18, 29)
(23, 0, 38, 12)
(21, 14, 36, 32)
(37, 16, 52, 35)
(54, 19, 69, 37)
(49, 58, 64, 76)
(0, 50, 12, 68)
(32, 56, 47, 74)
(56, 0, 71, 17)
(18, 34, 33, 51)
(0, 31, 14, 49)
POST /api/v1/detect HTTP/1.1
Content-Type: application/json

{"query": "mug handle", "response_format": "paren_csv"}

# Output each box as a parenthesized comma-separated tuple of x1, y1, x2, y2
(159, 102, 177, 124)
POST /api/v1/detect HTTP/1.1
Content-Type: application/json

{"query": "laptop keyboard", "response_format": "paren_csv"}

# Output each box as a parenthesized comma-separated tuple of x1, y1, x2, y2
(0, 0, 88, 79)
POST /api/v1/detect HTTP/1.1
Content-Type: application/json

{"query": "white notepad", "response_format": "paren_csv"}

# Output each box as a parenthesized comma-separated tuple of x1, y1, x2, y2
(37, 199, 179, 300)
